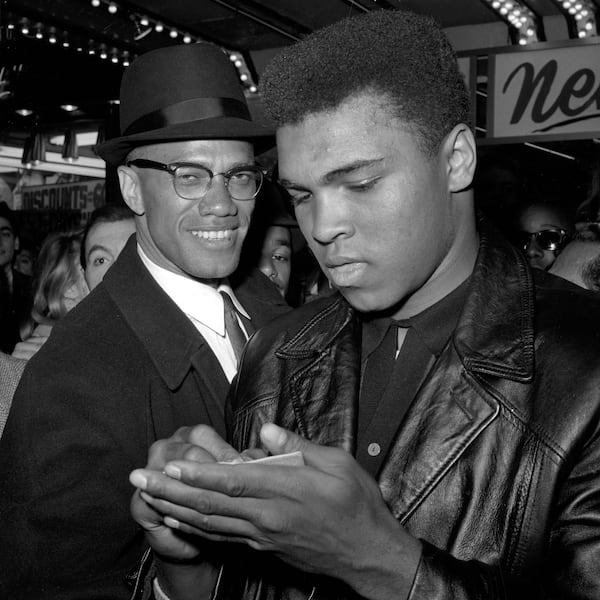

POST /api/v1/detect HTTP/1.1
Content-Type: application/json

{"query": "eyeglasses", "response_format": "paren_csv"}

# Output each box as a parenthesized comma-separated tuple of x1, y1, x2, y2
(126, 159, 265, 201)
(517, 228, 569, 252)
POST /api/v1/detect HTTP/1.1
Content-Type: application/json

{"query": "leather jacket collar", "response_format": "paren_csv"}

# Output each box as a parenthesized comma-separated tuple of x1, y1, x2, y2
(272, 224, 535, 384)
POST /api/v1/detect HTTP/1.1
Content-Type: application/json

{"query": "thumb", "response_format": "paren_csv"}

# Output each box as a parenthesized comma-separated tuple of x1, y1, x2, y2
(259, 423, 336, 468)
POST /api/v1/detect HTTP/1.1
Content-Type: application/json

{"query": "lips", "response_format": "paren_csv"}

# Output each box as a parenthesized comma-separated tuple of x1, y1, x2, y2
(324, 255, 361, 269)
(324, 257, 366, 287)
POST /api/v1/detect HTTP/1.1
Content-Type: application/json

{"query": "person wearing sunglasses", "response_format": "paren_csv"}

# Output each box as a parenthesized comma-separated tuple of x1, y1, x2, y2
(0, 43, 289, 599)
(515, 202, 573, 270)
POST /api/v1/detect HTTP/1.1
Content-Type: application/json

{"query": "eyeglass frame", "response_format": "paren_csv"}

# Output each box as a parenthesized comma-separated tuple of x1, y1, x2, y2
(126, 158, 266, 201)
(518, 228, 570, 252)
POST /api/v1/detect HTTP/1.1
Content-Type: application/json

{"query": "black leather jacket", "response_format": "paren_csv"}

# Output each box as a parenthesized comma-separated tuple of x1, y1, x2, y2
(220, 228, 600, 600)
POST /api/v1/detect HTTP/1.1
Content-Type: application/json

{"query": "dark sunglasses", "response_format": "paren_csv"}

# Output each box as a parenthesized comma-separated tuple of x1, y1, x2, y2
(517, 228, 569, 252)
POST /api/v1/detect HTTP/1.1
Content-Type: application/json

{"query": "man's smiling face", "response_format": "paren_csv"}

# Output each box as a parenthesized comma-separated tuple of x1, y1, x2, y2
(121, 139, 256, 283)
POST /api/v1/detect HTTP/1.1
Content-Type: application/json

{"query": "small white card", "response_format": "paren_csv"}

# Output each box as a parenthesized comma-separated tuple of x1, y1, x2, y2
(221, 451, 305, 466)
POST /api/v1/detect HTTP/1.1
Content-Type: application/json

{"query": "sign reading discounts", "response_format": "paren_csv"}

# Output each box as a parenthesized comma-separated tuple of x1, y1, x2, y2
(21, 179, 105, 225)
(488, 41, 600, 142)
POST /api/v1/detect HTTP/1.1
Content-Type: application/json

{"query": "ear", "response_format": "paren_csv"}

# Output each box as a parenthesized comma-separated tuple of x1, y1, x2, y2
(441, 124, 477, 194)
(117, 165, 145, 216)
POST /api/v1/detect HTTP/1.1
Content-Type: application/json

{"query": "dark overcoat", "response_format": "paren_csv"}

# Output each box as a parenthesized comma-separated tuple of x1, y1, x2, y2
(0, 235, 289, 600)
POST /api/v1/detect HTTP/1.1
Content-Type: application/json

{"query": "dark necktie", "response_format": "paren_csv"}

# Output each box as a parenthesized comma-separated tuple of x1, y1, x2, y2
(220, 291, 248, 363)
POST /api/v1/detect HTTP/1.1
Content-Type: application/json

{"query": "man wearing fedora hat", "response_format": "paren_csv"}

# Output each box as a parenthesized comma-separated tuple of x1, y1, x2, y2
(0, 43, 287, 599)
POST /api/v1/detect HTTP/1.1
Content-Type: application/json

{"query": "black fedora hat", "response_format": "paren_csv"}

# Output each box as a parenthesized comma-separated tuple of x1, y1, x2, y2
(96, 43, 274, 166)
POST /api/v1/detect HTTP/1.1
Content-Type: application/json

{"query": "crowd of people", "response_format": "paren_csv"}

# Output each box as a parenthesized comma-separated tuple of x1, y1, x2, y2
(1, 7, 600, 600)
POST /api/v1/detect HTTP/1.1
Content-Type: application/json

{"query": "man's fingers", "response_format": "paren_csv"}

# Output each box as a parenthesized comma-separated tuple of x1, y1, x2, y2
(186, 425, 242, 463)
(157, 425, 241, 465)
(130, 467, 263, 523)
(130, 488, 164, 531)
(147, 440, 216, 470)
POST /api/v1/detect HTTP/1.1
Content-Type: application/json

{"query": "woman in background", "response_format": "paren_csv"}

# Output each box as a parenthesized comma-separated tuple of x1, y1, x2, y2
(12, 230, 88, 360)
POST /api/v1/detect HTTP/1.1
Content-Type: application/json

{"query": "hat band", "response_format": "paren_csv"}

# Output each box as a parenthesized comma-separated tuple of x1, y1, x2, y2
(123, 97, 252, 136)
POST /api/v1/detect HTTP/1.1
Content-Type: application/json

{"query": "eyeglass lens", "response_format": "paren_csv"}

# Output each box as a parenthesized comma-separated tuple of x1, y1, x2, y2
(174, 165, 261, 200)
(520, 230, 563, 251)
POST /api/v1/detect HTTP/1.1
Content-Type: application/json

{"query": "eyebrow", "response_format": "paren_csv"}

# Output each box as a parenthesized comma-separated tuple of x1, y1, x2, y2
(171, 159, 256, 169)
(279, 158, 384, 189)
(0, 226, 13, 234)
(86, 244, 112, 260)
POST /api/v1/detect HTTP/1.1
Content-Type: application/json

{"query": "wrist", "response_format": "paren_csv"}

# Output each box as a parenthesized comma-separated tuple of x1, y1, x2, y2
(154, 553, 220, 600)
(345, 526, 422, 600)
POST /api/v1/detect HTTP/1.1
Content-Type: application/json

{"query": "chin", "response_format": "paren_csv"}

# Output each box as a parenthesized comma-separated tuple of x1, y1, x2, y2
(339, 288, 394, 314)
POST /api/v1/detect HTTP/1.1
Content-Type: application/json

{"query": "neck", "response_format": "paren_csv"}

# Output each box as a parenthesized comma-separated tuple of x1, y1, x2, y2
(393, 209, 478, 320)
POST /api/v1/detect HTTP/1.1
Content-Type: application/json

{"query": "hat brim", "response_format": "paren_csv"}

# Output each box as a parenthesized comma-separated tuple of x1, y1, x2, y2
(95, 117, 275, 166)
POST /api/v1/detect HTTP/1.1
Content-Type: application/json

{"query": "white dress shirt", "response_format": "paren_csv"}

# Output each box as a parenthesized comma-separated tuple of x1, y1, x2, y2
(138, 245, 251, 383)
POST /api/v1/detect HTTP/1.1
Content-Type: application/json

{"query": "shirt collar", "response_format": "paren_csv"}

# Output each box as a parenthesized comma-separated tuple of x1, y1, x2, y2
(137, 245, 250, 336)
(361, 276, 470, 360)
(396, 276, 470, 356)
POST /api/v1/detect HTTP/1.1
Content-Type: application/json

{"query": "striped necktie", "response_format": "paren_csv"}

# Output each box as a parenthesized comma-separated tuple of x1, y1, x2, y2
(220, 290, 248, 363)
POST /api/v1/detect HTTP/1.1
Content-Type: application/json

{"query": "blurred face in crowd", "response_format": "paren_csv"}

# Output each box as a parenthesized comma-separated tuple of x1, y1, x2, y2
(14, 249, 34, 276)
(119, 139, 256, 284)
(516, 204, 571, 271)
(84, 218, 136, 290)
(549, 240, 600, 291)
(259, 225, 292, 297)
(277, 92, 476, 316)
(0, 216, 15, 272)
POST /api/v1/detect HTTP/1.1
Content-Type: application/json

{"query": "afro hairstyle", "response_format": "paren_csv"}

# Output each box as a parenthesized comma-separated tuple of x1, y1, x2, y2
(261, 9, 471, 157)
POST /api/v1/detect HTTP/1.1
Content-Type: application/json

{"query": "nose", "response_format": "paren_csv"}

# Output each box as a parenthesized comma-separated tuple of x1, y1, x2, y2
(259, 257, 276, 280)
(196, 175, 237, 216)
(309, 195, 353, 245)
(525, 237, 543, 258)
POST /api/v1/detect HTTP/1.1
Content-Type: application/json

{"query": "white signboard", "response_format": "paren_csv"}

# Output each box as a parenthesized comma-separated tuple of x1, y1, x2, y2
(488, 42, 600, 142)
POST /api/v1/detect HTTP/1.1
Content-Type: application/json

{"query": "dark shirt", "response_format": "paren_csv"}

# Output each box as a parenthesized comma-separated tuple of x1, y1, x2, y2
(357, 278, 470, 476)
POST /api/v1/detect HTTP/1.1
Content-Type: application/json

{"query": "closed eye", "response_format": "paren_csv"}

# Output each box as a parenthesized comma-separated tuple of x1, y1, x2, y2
(347, 177, 380, 192)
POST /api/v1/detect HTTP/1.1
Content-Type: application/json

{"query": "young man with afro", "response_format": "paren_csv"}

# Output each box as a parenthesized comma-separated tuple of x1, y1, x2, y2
(130, 9, 600, 600)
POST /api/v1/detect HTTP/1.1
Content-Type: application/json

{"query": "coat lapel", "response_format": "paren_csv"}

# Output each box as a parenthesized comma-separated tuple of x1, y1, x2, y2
(378, 349, 499, 521)
(149, 344, 230, 441)
(379, 226, 536, 520)
(277, 296, 360, 452)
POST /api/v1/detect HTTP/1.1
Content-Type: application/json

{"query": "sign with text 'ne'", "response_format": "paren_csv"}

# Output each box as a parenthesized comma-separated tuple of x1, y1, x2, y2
(488, 42, 600, 143)
(21, 179, 105, 225)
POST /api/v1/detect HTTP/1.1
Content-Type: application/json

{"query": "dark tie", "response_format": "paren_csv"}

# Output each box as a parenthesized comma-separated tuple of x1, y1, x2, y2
(220, 291, 248, 363)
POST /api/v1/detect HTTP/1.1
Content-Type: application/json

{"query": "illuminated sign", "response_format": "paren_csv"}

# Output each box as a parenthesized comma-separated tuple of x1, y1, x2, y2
(21, 179, 105, 224)
(488, 41, 600, 142)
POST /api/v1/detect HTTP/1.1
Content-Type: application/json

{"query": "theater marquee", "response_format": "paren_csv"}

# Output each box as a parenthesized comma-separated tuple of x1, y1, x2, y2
(487, 40, 600, 143)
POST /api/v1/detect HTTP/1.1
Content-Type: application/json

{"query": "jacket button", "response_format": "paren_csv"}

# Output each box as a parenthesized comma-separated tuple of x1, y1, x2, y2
(367, 442, 381, 457)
